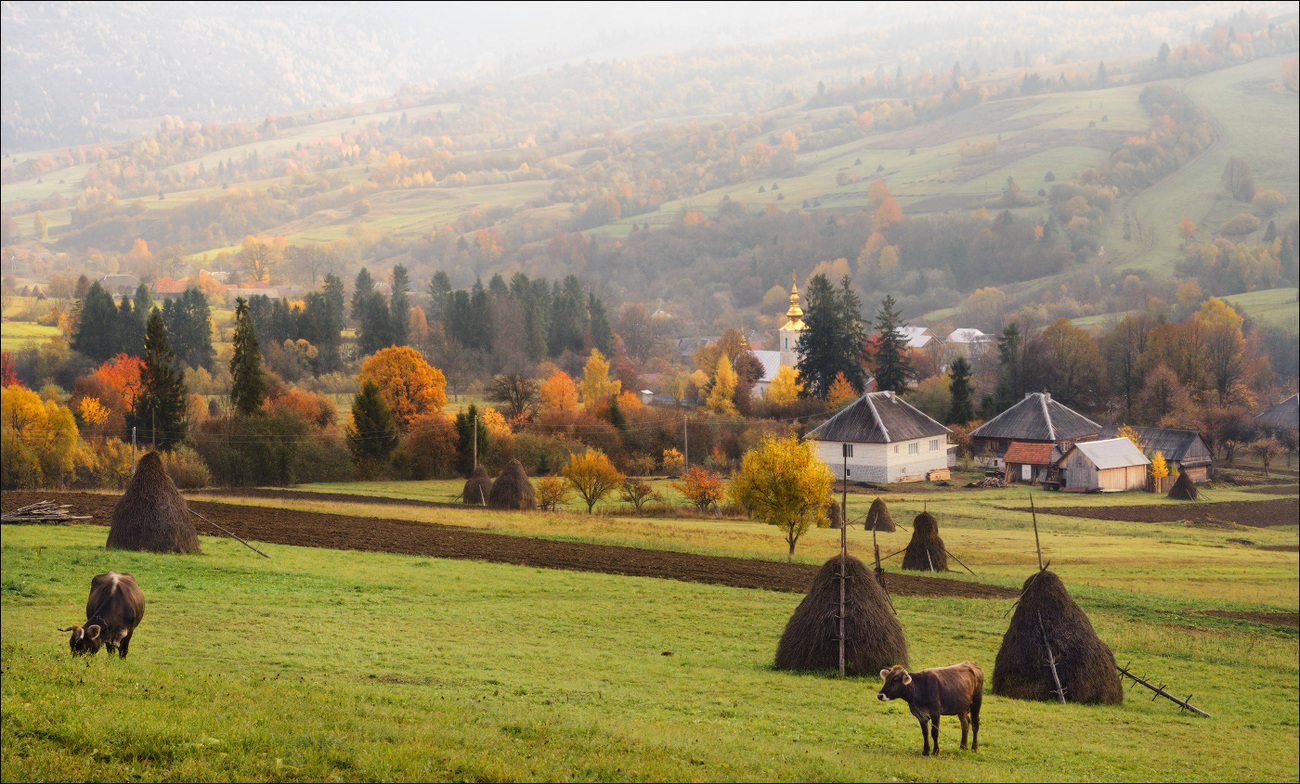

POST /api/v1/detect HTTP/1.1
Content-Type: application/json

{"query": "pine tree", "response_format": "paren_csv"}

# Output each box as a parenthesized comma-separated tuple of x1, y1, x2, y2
(390, 265, 411, 347)
(347, 380, 399, 468)
(995, 322, 1025, 409)
(351, 268, 374, 322)
(163, 287, 216, 370)
(322, 274, 346, 333)
(117, 295, 145, 357)
(427, 271, 452, 323)
(454, 404, 489, 476)
(71, 282, 121, 364)
(587, 293, 614, 356)
(467, 278, 494, 353)
(230, 297, 266, 416)
(947, 355, 975, 425)
(872, 295, 913, 393)
(128, 309, 188, 450)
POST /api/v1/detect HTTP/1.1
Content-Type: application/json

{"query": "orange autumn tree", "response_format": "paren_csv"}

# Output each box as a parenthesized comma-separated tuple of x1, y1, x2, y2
(826, 372, 859, 409)
(357, 346, 446, 432)
(671, 466, 726, 511)
(539, 371, 579, 417)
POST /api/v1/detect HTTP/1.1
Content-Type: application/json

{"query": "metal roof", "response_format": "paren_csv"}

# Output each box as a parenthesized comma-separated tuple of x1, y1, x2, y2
(751, 350, 783, 383)
(1099, 426, 1212, 466)
(1068, 438, 1151, 470)
(808, 391, 951, 444)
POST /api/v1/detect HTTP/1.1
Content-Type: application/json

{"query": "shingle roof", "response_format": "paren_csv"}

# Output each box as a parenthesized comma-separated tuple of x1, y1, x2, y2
(1003, 441, 1056, 465)
(1255, 394, 1299, 431)
(751, 350, 783, 383)
(1069, 438, 1151, 470)
(808, 391, 951, 444)
(1099, 426, 1212, 466)
(970, 392, 1100, 442)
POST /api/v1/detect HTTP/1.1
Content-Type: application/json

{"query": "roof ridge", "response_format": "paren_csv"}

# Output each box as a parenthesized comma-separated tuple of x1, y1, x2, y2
(864, 393, 891, 442)
(1040, 393, 1056, 442)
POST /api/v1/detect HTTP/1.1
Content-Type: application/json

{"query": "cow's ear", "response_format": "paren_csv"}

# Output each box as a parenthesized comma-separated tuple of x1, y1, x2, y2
(879, 669, 891, 679)
(902, 673, 912, 685)
(86, 625, 101, 641)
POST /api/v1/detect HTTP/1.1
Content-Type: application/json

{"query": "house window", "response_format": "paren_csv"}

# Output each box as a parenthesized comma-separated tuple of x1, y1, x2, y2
(930, 439, 939, 451)
(893, 445, 899, 454)
(908, 442, 919, 455)
(784, 338, 788, 348)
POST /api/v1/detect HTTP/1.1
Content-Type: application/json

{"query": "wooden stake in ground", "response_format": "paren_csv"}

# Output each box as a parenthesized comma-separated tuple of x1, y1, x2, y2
(1030, 493, 1043, 570)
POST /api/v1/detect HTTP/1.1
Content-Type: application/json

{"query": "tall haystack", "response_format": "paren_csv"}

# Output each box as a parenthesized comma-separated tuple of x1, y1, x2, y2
(107, 451, 200, 554)
(462, 465, 492, 506)
(489, 459, 537, 510)
(775, 555, 908, 675)
(866, 497, 896, 532)
(824, 499, 843, 529)
(901, 511, 947, 571)
(1167, 469, 1198, 500)
(992, 569, 1123, 705)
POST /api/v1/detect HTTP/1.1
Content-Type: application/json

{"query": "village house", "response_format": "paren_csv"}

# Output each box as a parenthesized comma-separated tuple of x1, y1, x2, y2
(1101, 425, 1214, 483)
(807, 391, 952, 483)
(970, 392, 1102, 468)
(1256, 393, 1299, 434)
(1059, 438, 1151, 492)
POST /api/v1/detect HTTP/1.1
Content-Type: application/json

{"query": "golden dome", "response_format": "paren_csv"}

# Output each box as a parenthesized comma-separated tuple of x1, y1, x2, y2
(780, 272, 806, 332)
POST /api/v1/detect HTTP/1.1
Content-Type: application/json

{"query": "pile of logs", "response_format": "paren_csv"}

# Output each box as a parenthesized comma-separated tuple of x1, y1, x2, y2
(0, 501, 90, 523)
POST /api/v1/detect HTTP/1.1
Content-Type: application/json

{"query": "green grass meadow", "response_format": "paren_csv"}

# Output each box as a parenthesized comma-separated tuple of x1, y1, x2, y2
(3, 479, 1297, 782)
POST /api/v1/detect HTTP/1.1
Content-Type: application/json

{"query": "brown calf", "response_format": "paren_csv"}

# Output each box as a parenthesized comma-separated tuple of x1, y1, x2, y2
(57, 572, 145, 658)
(877, 662, 983, 755)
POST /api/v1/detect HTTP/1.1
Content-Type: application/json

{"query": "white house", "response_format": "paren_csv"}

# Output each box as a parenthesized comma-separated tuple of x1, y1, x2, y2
(807, 391, 952, 483)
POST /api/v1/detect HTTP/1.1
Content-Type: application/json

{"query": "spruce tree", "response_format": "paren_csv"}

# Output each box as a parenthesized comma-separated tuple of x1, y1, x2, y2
(322, 273, 346, 334)
(947, 355, 975, 425)
(117, 295, 145, 357)
(390, 265, 411, 347)
(128, 308, 188, 450)
(347, 380, 399, 468)
(995, 322, 1025, 409)
(351, 268, 374, 322)
(587, 293, 614, 357)
(872, 295, 913, 393)
(454, 404, 489, 476)
(357, 291, 393, 356)
(795, 274, 870, 399)
(230, 297, 266, 416)
(427, 271, 452, 323)
(71, 282, 120, 364)
(164, 288, 215, 370)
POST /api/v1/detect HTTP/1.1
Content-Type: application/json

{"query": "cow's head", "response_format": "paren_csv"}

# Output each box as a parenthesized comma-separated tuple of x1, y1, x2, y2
(57, 624, 103, 655)
(877, 665, 912, 701)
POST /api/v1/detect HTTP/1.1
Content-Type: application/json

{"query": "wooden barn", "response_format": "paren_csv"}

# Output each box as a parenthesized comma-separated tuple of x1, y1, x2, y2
(1001, 441, 1063, 485)
(807, 391, 951, 483)
(970, 392, 1101, 468)
(1059, 438, 1150, 492)
(1101, 426, 1214, 483)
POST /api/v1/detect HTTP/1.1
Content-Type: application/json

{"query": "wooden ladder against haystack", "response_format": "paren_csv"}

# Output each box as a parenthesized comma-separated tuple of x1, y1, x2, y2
(1117, 663, 1211, 717)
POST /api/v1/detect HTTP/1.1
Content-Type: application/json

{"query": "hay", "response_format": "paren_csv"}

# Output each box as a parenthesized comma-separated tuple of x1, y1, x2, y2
(991, 570, 1123, 705)
(901, 511, 947, 571)
(866, 497, 896, 532)
(824, 499, 843, 529)
(775, 554, 908, 675)
(489, 459, 537, 510)
(1167, 469, 1197, 500)
(462, 465, 492, 506)
(107, 451, 200, 554)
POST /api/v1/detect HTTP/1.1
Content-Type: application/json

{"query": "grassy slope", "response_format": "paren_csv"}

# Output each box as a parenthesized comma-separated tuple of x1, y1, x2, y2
(2, 523, 1296, 782)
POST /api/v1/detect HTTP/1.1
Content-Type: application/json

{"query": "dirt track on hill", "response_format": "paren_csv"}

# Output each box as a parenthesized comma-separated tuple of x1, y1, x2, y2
(0, 491, 1016, 600)
(1008, 497, 1298, 528)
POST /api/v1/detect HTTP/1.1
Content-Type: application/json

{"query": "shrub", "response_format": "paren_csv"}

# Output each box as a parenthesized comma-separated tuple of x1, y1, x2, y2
(671, 466, 726, 512)
(662, 448, 685, 478)
(161, 444, 212, 489)
(535, 475, 571, 511)
(1220, 213, 1261, 237)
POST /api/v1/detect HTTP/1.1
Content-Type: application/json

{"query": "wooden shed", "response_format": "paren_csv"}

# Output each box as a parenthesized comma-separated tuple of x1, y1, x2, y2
(1100, 426, 1213, 483)
(1060, 438, 1150, 492)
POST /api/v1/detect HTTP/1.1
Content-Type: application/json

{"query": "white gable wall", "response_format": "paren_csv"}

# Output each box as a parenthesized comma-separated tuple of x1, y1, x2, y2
(816, 435, 949, 483)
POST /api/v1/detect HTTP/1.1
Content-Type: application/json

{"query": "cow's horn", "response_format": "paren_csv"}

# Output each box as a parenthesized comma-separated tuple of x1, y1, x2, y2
(57, 626, 76, 632)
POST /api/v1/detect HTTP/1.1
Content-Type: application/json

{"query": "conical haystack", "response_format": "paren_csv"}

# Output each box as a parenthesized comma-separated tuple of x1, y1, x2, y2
(462, 465, 492, 505)
(1167, 470, 1197, 500)
(824, 499, 843, 529)
(992, 570, 1122, 705)
(775, 555, 908, 675)
(489, 459, 537, 510)
(866, 497, 896, 532)
(901, 511, 947, 571)
(107, 451, 200, 554)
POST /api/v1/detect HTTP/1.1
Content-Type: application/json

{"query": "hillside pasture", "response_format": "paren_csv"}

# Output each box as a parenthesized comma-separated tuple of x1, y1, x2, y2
(0, 321, 62, 353)
(1, 514, 1296, 782)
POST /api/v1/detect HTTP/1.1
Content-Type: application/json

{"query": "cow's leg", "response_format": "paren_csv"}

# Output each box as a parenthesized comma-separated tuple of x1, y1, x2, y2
(931, 715, 941, 756)
(118, 629, 132, 658)
(919, 718, 930, 756)
(971, 693, 981, 752)
(959, 711, 970, 749)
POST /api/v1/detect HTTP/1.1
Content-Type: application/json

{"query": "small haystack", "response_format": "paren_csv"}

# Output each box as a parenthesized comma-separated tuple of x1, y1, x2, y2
(866, 497, 896, 532)
(107, 451, 200, 554)
(824, 499, 843, 529)
(462, 465, 492, 506)
(992, 569, 1123, 704)
(775, 555, 908, 675)
(901, 511, 947, 571)
(1167, 470, 1198, 500)
(489, 459, 537, 510)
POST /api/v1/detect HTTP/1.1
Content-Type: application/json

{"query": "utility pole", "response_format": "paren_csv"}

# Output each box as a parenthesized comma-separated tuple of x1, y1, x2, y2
(839, 443, 850, 678)
(473, 411, 478, 470)
(131, 427, 137, 474)
(683, 413, 689, 468)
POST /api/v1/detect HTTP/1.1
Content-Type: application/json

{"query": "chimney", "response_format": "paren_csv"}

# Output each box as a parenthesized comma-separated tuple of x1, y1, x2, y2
(1044, 392, 1051, 402)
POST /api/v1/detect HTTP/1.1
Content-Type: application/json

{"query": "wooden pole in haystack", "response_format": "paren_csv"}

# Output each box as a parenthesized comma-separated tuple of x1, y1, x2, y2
(1039, 612, 1066, 704)
(1030, 493, 1043, 570)
(188, 508, 270, 558)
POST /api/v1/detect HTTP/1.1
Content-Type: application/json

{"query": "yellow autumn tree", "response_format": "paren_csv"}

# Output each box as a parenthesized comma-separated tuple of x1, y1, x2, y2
(579, 349, 620, 405)
(562, 449, 625, 513)
(1150, 450, 1169, 479)
(706, 355, 739, 415)
(357, 346, 447, 432)
(728, 434, 834, 556)
(539, 371, 579, 417)
(1117, 424, 1149, 454)
(765, 365, 803, 404)
(1, 385, 79, 489)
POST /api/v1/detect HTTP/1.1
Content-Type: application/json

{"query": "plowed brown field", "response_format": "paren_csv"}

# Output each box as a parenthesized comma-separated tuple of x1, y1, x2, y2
(1, 491, 1016, 600)
(1010, 497, 1298, 527)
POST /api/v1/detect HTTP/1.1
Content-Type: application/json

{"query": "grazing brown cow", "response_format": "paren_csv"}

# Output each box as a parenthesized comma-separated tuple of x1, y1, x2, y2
(877, 662, 983, 756)
(57, 572, 145, 658)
